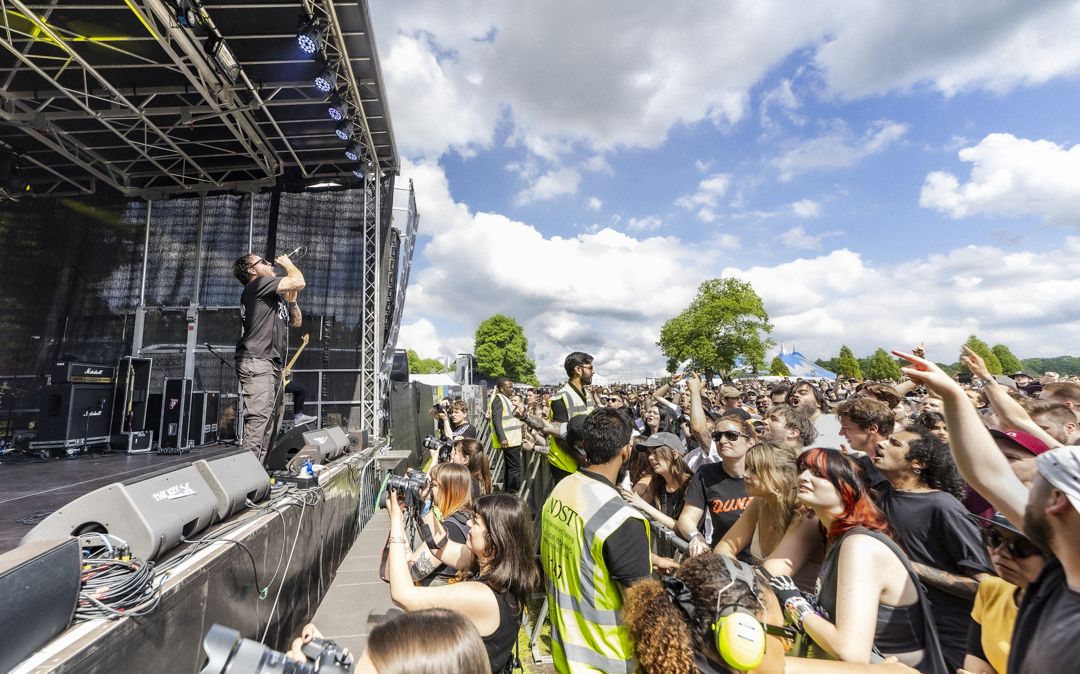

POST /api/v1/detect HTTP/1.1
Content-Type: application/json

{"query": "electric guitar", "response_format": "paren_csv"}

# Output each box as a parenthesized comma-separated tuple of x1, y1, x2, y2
(272, 333, 310, 437)
(281, 333, 310, 390)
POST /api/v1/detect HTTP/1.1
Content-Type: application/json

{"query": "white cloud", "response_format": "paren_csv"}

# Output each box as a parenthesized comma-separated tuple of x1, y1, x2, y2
(773, 120, 908, 181)
(397, 318, 472, 360)
(919, 133, 1080, 225)
(584, 155, 614, 175)
(676, 173, 733, 221)
(515, 167, 581, 205)
(627, 216, 663, 232)
(780, 226, 824, 250)
(759, 78, 803, 133)
(816, 1, 1080, 99)
(791, 199, 821, 218)
(586, 196, 603, 210)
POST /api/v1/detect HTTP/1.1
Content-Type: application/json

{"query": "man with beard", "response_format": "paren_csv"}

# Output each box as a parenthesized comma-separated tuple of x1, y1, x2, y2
(787, 379, 845, 448)
(547, 351, 597, 483)
(541, 408, 650, 673)
(897, 349, 1080, 674)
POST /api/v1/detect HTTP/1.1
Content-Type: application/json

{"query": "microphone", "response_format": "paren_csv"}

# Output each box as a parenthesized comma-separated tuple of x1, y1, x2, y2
(278, 245, 308, 263)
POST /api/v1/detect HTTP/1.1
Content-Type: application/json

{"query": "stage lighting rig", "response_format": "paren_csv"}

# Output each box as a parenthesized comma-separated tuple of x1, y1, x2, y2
(296, 14, 323, 55)
(335, 119, 354, 141)
(206, 36, 241, 84)
(344, 140, 363, 162)
(314, 62, 338, 93)
(327, 91, 349, 121)
(170, 0, 208, 34)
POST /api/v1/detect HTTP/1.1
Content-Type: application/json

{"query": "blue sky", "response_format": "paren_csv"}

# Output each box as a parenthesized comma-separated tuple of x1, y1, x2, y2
(369, 1, 1080, 383)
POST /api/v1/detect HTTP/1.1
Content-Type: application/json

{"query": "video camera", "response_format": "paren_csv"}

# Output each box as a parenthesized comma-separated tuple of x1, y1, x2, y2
(199, 624, 352, 674)
(421, 434, 453, 463)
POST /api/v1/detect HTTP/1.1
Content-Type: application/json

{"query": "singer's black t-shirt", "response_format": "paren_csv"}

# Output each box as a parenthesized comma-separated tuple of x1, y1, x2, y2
(236, 276, 287, 362)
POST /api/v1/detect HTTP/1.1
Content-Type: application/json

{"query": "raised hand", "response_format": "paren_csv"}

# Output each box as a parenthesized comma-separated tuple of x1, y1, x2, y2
(961, 346, 992, 381)
(892, 350, 960, 397)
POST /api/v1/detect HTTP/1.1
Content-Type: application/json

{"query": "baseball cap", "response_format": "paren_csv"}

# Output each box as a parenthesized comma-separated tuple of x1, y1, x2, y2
(1036, 445, 1080, 512)
(635, 431, 685, 454)
(719, 386, 741, 399)
(1010, 371, 1033, 379)
(989, 429, 1051, 456)
(994, 375, 1018, 389)
(969, 511, 1024, 536)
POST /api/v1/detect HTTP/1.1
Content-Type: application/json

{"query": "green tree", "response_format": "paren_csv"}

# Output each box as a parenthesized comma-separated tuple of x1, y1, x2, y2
(657, 278, 773, 377)
(835, 345, 863, 380)
(407, 349, 447, 374)
(474, 314, 539, 385)
(864, 348, 903, 381)
(963, 335, 1002, 375)
(769, 356, 791, 376)
(992, 344, 1023, 375)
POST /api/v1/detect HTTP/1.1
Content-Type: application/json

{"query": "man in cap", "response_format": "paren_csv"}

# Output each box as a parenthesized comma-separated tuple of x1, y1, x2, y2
(897, 348, 1080, 674)
(718, 385, 751, 421)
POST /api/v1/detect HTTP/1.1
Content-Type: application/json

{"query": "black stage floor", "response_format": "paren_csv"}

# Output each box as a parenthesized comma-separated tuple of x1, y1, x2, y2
(0, 443, 244, 556)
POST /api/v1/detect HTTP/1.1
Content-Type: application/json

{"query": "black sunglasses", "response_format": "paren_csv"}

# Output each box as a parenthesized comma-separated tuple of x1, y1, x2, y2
(712, 430, 747, 442)
(980, 528, 1041, 558)
(248, 258, 269, 269)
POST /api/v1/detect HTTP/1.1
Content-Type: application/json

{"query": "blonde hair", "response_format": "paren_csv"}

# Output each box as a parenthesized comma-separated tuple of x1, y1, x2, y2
(429, 462, 473, 519)
(744, 443, 799, 536)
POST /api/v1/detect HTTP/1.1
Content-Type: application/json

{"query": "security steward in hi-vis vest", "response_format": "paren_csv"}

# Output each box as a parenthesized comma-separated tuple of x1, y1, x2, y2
(547, 352, 596, 481)
(541, 408, 651, 674)
(488, 377, 524, 492)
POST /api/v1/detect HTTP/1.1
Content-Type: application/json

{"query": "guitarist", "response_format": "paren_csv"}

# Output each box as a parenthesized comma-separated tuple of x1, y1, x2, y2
(233, 253, 305, 460)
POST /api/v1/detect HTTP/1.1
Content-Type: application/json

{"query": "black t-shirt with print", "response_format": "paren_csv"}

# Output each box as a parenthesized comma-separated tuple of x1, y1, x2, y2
(236, 275, 287, 362)
(684, 463, 752, 544)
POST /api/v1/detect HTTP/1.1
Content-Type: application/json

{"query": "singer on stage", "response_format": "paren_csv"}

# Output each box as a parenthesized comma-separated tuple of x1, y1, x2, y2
(232, 253, 305, 460)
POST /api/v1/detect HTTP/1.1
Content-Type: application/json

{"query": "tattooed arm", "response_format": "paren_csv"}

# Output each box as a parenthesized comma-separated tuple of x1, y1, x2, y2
(910, 562, 987, 600)
(282, 290, 302, 327)
(409, 548, 439, 581)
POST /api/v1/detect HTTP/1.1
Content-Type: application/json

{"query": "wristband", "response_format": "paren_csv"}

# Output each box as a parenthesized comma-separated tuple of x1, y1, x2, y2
(387, 536, 408, 545)
(782, 596, 818, 630)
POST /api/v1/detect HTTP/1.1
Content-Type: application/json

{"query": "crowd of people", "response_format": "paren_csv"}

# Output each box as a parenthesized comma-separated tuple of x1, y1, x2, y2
(288, 346, 1079, 674)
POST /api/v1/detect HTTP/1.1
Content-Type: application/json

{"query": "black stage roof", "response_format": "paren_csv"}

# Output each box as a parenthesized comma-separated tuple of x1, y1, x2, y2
(0, 0, 398, 198)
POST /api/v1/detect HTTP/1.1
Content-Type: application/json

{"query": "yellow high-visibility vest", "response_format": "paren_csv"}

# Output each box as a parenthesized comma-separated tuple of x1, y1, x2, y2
(547, 383, 594, 472)
(488, 391, 522, 448)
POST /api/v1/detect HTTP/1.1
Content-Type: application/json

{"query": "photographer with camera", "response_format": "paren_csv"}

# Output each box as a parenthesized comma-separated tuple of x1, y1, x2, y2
(431, 398, 477, 443)
(453, 437, 493, 498)
(385, 490, 539, 674)
(406, 463, 474, 586)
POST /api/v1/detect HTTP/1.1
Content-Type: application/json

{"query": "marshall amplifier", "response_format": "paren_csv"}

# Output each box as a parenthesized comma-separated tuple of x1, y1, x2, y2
(29, 384, 113, 450)
(188, 391, 220, 446)
(50, 362, 115, 386)
(157, 378, 193, 454)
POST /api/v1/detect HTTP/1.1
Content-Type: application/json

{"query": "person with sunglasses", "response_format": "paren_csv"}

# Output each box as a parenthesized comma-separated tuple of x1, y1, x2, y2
(962, 514, 1047, 674)
(232, 252, 305, 460)
(677, 416, 756, 557)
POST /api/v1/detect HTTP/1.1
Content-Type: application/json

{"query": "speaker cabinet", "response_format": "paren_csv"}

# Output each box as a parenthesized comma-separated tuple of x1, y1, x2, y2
(193, 451, 271, 523)
(158, 378, 193, 453)
(111, 356, 152, 434)
(263, 424, 309, 471)
(21, 465, 218, 561)
(30, 384, 113, 450)
(188, 390, 220, 446)
(324, 426, 350, 455)
(0, 538, 80, 673)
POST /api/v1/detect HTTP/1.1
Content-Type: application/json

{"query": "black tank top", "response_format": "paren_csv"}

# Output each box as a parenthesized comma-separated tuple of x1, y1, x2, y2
(816, 526, 948, 674)
(481, 584, 520, 674)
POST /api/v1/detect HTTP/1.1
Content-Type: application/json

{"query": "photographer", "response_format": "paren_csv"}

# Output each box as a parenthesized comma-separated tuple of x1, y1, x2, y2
(430, 398, 477, 443)
(453, 437, 493, 498)
(407, 463, 474, 586)
(386, 491, 539, 674)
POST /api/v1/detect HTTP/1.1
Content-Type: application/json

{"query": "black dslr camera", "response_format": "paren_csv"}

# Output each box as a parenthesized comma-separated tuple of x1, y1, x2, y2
(380, 467, 429, 513)
(421, 434, 454, 463)
(199, 624, 352, 674)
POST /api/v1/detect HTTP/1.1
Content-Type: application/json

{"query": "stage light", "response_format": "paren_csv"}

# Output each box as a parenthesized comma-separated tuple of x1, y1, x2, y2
(327, 91, 349, 121)
(296, 15, 322, 55)
(351, 165, 367, 182)
(344, 141, 363, 162)
(335, 119, 354, 141)
(206, 36, 240, 83)
(314, 63, 337, 93)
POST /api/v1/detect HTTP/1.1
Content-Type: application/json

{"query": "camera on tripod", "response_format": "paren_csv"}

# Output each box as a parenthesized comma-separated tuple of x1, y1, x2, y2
(421, 434, 453, 463)
(199, 624, 353, 674)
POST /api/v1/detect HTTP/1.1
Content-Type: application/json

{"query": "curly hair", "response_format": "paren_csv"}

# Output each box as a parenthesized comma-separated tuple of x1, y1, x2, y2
(904, 430, 966, 499)
(624, 553, 767, 674)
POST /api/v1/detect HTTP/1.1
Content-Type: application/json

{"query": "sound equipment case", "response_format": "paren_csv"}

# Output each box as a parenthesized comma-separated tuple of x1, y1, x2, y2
(188, 390, 220, 446)
(157, 378, 193, 454)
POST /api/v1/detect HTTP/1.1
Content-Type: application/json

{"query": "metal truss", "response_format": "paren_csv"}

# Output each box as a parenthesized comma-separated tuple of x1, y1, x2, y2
(358, 168, 380, 432)
(0, 0, 398, 197)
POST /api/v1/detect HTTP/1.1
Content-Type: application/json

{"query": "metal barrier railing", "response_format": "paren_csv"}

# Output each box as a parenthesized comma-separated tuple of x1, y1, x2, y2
(353, 437, 390, 531)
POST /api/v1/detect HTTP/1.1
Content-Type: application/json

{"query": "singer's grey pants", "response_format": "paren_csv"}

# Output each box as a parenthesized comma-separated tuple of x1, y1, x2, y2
(236, 357, 281, 461)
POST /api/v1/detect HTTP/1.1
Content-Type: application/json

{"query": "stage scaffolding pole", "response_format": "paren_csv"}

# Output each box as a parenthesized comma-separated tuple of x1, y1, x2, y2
(184, 194, 205, 382)
(132, 199, 152, 357)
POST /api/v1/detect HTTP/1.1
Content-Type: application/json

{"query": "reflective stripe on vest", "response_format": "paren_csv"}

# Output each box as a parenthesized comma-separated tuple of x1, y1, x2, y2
(547, 383, 594, 472)
(541, 472, 649, 673)
(488, 392, 522, 448)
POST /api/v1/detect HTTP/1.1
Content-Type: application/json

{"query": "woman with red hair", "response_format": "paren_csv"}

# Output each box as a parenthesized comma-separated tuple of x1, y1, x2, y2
(763, 448, 947, 674)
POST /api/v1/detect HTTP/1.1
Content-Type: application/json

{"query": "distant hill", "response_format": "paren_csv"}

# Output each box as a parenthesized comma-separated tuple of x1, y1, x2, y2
(1020, 356, 1080, 376)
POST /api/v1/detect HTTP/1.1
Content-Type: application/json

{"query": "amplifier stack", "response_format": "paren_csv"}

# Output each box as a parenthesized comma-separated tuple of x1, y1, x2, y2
(30, 361, 115, 457)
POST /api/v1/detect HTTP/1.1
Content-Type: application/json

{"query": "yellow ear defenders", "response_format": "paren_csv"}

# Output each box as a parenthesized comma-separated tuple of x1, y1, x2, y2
(710, 556, 767, 671)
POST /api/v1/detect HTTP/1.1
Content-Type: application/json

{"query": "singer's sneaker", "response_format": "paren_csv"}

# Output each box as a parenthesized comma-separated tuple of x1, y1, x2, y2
(293, 413, 318, 426)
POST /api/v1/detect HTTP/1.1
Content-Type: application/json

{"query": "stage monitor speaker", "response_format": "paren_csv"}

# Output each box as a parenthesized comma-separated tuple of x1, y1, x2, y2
(263, 424, 310, 471)
(347, 430, 367, 452)
(301, 428, 340, 461)
(30, 384, 113, 450)
(0, 537, 81, 674)
(188, 391, 220, 446)
(111, 356, 152, 434)
(324, 426, 350, 455)
(193, 451, 271, 523)
(21, 465, 218, 561)
(158, 378, 193, 453)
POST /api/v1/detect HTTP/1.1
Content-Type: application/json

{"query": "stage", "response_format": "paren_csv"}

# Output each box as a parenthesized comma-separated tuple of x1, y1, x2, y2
(0, 443, 245, 556)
